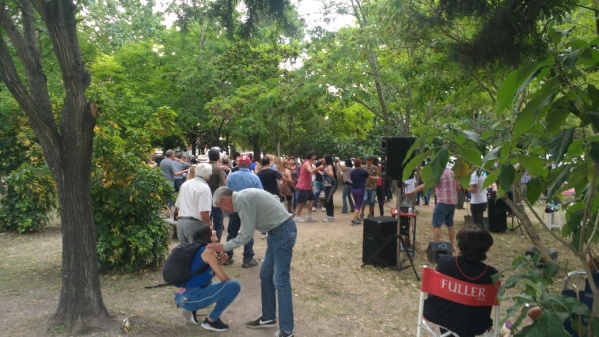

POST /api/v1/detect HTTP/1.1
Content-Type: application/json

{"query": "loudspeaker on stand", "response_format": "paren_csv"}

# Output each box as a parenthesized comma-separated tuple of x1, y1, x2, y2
(381, 136, 416, 180)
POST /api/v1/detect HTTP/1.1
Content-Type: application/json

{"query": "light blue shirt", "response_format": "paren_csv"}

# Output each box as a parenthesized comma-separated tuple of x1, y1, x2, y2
(227, 168, 263, 191)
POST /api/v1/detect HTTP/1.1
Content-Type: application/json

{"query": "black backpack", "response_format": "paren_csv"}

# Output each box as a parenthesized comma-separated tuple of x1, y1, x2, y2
(162, 243, 211, 286)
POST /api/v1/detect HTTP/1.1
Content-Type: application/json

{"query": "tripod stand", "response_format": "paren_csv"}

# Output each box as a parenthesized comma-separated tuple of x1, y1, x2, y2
(361, 217, 419, 280)
(360, 184, 420, 280)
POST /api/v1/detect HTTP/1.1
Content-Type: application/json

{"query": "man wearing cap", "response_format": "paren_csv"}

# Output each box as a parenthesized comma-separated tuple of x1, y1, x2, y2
(209, 187, 297, 337)
(175, 163, 213, 243)
(224, 155, 263, 268)
(207, 147, 227, 241)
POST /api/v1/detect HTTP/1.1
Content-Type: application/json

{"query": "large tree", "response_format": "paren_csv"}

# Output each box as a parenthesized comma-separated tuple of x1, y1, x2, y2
(0, 0, 110, 332)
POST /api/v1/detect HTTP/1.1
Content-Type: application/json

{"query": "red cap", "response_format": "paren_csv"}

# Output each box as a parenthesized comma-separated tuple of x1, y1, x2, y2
(237, 155, 251, 166)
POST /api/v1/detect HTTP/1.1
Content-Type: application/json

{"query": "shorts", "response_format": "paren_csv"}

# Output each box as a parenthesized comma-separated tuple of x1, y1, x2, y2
(296, 188, 314, 204)
(363, 189, 376, 206)
(432, 203, 456, 228)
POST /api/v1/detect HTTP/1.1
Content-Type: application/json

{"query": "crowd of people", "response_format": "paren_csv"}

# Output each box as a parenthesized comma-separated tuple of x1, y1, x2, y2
(155, 148, 515, 337)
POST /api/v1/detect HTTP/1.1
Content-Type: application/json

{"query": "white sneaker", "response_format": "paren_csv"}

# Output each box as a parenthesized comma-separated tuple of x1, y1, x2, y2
(311, 207, 316, 212)
(323, 216, 335, 222)
(293, 216, 304, 223)
(182, 309, 198, 325)
(307, 215, 316, 222)
(321, 207, 326, 212)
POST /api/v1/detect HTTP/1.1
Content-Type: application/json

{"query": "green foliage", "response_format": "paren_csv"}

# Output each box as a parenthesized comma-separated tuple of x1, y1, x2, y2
(411, 20, 599, 334)
(430, 0, 576, 68)
(497, 254, 590, 336)
(89, 64, 179, 272)
(0, 164, 57, 233)
(92, 151, 174, 272)
(0, 94, 45, 177)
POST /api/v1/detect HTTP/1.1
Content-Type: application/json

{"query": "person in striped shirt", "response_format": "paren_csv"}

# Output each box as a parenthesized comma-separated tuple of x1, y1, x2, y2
(407, 167, 459, 246)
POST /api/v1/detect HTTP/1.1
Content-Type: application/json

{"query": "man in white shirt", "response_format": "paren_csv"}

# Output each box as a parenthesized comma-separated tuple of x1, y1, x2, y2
(468, 170, 488, 228)
(175, 163, 213, 243)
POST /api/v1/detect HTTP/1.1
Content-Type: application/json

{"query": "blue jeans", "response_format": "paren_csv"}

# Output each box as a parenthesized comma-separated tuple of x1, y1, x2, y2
(432, 203, 456, 228)
(261, 218, 297, 334)
(312, 181, 324, 208)
(341, 184, 355, 213)
(226, 212, 254, 261)
(211, 206, 224, 242)
(175, 280, 241, 321)
(363, 188, 376, 206)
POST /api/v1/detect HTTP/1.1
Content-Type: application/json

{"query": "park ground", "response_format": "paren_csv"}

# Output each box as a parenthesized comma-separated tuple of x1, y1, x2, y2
(0, 193, 578, 337)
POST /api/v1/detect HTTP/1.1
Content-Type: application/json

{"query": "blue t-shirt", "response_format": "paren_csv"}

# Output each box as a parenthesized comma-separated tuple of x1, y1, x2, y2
(184, 246, 214, 288)
(350, 168, 369, 189)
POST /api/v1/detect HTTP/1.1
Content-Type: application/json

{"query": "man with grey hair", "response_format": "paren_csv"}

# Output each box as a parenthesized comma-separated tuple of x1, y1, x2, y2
(175, 163, 213, 243)
(209, 186, 297, 337)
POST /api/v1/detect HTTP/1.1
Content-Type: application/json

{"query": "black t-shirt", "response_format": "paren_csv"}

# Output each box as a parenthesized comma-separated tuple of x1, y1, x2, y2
(314, 161, 323, 182)
(256, 169, 283, 196)
(423, 255, 499, 337)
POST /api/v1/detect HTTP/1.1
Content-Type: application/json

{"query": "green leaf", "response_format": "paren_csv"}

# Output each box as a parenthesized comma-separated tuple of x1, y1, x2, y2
(547, 164, 571, 197)
(581, 111, 599, 132)
(526, 178, 543, 204)
(460, 130, 485, 154)
(514, 78, 562, 139)
(548, 128, 574, 164)
(545, 97, 573, 134)
(496, 62, 551, 113)
(516, 155, 546, 178)
(455, 144, 482, 167)
(403, 152, 428, 181)
(427, 146, 449, 186)
(498, 164, 515, 195)
(588, 141, 599, 164)
(481, 146, 502, 171)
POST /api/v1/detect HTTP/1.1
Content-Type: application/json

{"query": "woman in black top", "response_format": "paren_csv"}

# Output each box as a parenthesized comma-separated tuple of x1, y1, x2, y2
(423, 225, 498, 337)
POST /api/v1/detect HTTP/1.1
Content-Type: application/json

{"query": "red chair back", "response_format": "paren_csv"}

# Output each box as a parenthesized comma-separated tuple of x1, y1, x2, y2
(420, 267, 500, 306)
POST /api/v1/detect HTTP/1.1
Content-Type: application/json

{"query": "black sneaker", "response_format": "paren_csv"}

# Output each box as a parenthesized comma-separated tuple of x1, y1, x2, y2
(274, 330, 294, 337)
(246, 316, 277, 329)
(201, 318, 229, 332)
(223, 257, 234, 266)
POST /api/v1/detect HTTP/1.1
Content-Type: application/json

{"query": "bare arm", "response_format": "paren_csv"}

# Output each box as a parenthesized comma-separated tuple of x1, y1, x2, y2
(200, 211, 211, 225)
(407, 184, 425, 195)
(202, 249, 230, 282)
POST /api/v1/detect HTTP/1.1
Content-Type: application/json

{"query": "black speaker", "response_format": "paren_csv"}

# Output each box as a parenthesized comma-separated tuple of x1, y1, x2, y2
(426, 241, 453, 263)
(488, 197, 507, 233)
(381, 136, 416, 180)
(362, 217, 397, 267)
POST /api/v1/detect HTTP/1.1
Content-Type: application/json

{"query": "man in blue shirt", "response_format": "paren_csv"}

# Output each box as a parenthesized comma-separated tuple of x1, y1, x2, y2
(225, 155, 263, 268)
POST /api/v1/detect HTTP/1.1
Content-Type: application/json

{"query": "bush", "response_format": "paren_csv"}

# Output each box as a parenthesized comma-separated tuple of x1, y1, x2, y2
(92, 152, 175, 272)
(0, 164, 57, 233)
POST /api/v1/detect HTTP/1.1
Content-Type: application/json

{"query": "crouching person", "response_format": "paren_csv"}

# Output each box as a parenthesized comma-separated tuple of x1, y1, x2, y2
(174, 223, 241, 332)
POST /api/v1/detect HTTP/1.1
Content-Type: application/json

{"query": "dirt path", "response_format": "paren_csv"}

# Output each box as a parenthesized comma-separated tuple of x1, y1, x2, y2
(0, 193, 576, 336)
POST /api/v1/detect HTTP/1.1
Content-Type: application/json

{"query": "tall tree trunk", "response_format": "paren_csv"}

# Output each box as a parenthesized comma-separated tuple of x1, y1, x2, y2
(0, 0, 110, 332)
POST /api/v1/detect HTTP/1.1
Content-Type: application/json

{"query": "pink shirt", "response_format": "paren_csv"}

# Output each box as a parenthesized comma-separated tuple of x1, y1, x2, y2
(296, 161, 313, 190)
(435, 168, 457, 205)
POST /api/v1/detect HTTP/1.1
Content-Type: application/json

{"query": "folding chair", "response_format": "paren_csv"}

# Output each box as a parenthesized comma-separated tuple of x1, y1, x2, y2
(562, 270, 599, 337)
(417, 267, 501, 337)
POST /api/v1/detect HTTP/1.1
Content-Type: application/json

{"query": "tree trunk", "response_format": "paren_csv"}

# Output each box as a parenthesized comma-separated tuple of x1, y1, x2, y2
(503, 196, 553, 263)
(0, 0, 111, 332)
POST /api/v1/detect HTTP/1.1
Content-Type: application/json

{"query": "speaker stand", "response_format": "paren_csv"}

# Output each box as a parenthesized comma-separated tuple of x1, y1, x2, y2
(360, 232, 420, 281)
